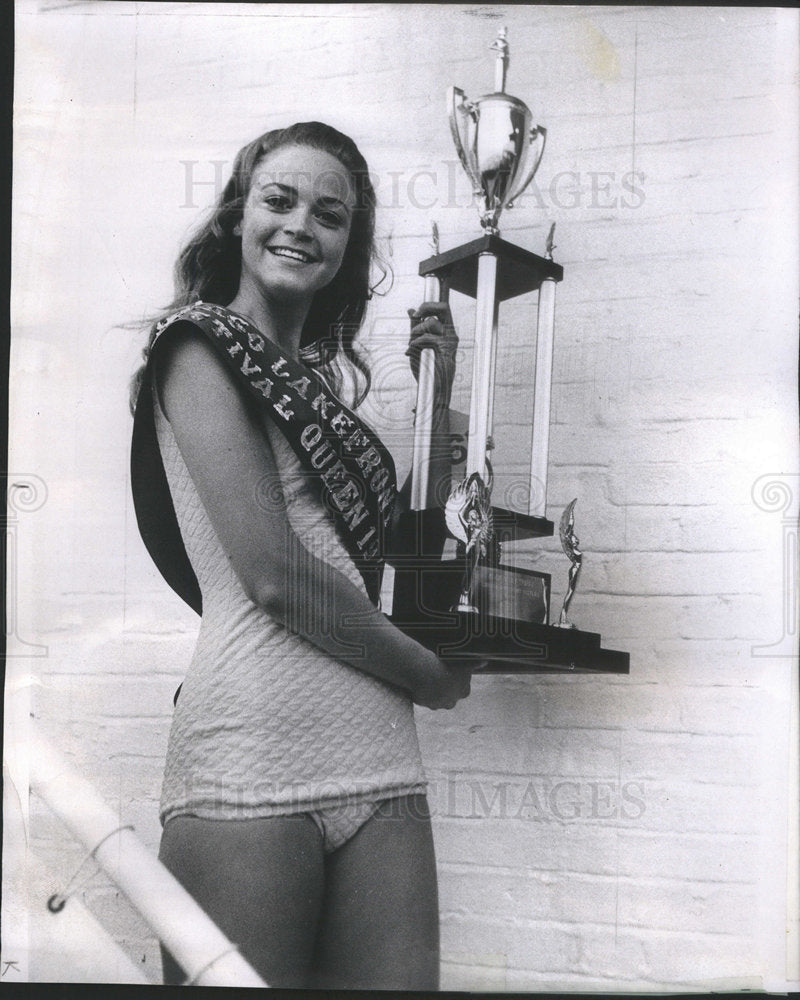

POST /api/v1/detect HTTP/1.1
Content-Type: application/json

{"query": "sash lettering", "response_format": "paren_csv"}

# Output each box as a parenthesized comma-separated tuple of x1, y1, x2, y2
(137, 301, 396, 607)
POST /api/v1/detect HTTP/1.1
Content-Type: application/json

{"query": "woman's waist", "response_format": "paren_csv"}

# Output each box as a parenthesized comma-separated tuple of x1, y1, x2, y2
(184, 622, 414, 709)
(169, 665, 419, 770)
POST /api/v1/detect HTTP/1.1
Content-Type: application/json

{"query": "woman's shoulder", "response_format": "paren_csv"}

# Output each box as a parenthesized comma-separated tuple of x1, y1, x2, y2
(150, 313, 254, 424)
(152, 300, 237, 341)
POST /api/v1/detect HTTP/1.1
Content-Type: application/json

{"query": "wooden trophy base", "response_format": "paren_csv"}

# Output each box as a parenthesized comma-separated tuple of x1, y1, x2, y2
(387, 510, 629, 675)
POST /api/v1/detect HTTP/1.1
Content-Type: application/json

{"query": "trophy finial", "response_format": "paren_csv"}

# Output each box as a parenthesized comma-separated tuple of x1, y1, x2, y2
(490, 26, 509, 93)
(545, 222, 557, 260)
(430, 221, 440, 256)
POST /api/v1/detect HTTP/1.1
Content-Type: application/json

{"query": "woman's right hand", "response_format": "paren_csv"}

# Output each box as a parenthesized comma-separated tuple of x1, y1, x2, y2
(411, 651, 484, 710)
(406, 302, 458, 408)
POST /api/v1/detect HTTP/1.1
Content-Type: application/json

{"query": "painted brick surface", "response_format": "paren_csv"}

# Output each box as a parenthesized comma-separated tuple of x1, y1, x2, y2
(5, 2, 797, 991)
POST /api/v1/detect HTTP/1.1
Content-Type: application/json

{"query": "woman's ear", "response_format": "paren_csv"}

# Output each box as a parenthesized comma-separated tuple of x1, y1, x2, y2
(233, 221, 242, 237)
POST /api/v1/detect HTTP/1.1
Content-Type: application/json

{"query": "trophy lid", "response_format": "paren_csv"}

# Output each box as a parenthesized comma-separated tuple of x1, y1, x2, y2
(490, 26, 509, 93)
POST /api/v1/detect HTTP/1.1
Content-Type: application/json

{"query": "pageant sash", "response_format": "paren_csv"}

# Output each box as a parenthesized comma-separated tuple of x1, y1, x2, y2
(130, 301, 397, 612)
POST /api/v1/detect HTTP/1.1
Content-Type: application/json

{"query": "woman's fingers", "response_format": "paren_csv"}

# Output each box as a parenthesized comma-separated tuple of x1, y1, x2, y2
(408, 301, 451, 322)
(407, 302, 458, 399)
(407, 313, 457, 353)
(408, 304, 456, 337)
(408, 313, 447, 338)
(409, 315, 444, 337)
(405, 330, 445, 356)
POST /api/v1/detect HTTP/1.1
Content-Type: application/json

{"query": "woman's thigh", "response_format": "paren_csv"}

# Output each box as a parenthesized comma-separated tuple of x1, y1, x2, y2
(311, 793, 440, 990)
(158, 813, 324, 987)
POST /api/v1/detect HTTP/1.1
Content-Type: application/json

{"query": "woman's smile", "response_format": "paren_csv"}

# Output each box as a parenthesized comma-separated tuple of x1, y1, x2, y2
(267, 245, 320, 264)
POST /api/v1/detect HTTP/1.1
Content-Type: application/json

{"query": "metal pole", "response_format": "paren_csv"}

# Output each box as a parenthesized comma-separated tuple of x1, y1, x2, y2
(410, 273, 441, 510)
(529, 276, 557, 516)
(466, 251, 499, 480)
(28, 733, 267, 988)
(485, 296, 500, 459)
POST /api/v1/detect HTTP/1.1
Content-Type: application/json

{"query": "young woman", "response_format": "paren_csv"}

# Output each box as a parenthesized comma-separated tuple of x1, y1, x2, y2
(130, 121, 474, 989)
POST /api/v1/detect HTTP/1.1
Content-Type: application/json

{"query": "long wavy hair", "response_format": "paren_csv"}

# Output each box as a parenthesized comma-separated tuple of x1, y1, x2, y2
(129, 122, 388, 412)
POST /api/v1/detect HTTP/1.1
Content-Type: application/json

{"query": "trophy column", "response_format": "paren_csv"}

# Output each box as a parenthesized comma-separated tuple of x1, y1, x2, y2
(466, 252, 500, 481)
(529, 273, 557, 517)
(393, 234, 565, 629)
(410, 261, 443, 512)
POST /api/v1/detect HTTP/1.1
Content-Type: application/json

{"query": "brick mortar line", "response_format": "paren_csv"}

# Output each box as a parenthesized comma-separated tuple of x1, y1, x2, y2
(437, 862, 758, 888)
(439, 911, 753, 937)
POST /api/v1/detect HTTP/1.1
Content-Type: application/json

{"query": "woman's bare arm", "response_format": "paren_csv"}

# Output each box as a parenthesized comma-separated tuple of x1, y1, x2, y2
(153, 328, 470, 710)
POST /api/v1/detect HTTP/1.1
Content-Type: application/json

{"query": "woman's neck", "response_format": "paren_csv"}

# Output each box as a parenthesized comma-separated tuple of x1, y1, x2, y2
(226, 288, 309, 360)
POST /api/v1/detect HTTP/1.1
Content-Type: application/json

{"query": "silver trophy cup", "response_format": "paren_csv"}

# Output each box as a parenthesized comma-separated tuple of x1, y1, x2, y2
(448, 28, 546, 234)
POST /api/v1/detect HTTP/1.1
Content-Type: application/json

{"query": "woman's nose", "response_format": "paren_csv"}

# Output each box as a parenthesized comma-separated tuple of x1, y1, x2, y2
(282, 204, 313, 240)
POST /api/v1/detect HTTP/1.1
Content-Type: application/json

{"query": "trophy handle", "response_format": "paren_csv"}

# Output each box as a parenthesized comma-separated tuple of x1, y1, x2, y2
(447, 86, 483, 196)
(506, 125, 547, 209)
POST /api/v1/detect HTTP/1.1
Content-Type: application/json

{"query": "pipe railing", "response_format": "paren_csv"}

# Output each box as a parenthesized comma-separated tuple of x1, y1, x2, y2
(26, 731, 267, 988)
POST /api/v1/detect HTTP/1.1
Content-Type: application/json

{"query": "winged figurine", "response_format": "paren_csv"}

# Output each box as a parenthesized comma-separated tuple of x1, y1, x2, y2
(445, 472, 494, 612)
(556, 497, 582, 628)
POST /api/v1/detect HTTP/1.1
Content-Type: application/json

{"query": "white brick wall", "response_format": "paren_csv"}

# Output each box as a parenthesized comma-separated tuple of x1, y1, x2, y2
(5, 2, 798, 990)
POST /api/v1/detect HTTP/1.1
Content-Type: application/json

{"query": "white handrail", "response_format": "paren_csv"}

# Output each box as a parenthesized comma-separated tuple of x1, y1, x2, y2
(27, 732, 267, 988)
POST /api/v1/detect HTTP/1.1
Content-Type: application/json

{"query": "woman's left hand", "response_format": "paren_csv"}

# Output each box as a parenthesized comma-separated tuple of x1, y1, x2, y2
(406, 301, 458, 406)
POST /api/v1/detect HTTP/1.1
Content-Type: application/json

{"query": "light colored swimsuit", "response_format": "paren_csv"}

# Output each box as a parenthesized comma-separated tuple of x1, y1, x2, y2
(153, 384, 426, 851)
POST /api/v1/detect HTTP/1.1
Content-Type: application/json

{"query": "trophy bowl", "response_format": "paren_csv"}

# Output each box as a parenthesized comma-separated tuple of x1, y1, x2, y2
(448, 87, 546, 234)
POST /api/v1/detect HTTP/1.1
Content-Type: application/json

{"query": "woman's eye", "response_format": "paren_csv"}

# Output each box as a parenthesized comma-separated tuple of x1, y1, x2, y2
(264, 195, 291, 210)
(317, 210, 344, 227)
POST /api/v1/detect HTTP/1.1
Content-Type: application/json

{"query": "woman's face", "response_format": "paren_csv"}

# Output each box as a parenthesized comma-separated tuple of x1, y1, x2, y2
(236, 144, 355, 306)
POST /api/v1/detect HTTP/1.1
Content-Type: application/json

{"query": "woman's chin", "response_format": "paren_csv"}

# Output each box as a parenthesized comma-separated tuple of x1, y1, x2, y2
(259, 270, 328, 304)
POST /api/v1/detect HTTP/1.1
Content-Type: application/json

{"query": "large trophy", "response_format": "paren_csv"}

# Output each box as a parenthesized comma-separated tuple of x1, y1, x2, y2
(388, 29, 629, 675)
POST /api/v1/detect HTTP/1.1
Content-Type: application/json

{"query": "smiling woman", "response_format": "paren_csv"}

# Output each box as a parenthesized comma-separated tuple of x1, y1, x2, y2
(128, 122, 470, 989)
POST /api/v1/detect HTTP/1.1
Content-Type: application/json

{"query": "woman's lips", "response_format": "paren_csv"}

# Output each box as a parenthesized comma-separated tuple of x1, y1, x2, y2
(267, 245, 317, 263)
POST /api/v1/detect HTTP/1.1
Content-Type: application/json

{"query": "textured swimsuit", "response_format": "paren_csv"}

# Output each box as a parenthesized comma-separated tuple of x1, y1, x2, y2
(153, 382, 427, 849)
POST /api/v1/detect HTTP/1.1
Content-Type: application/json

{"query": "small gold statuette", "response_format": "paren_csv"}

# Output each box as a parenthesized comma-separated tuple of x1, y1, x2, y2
(556, 498, 582, 628)
(445, 472, 494, 613)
